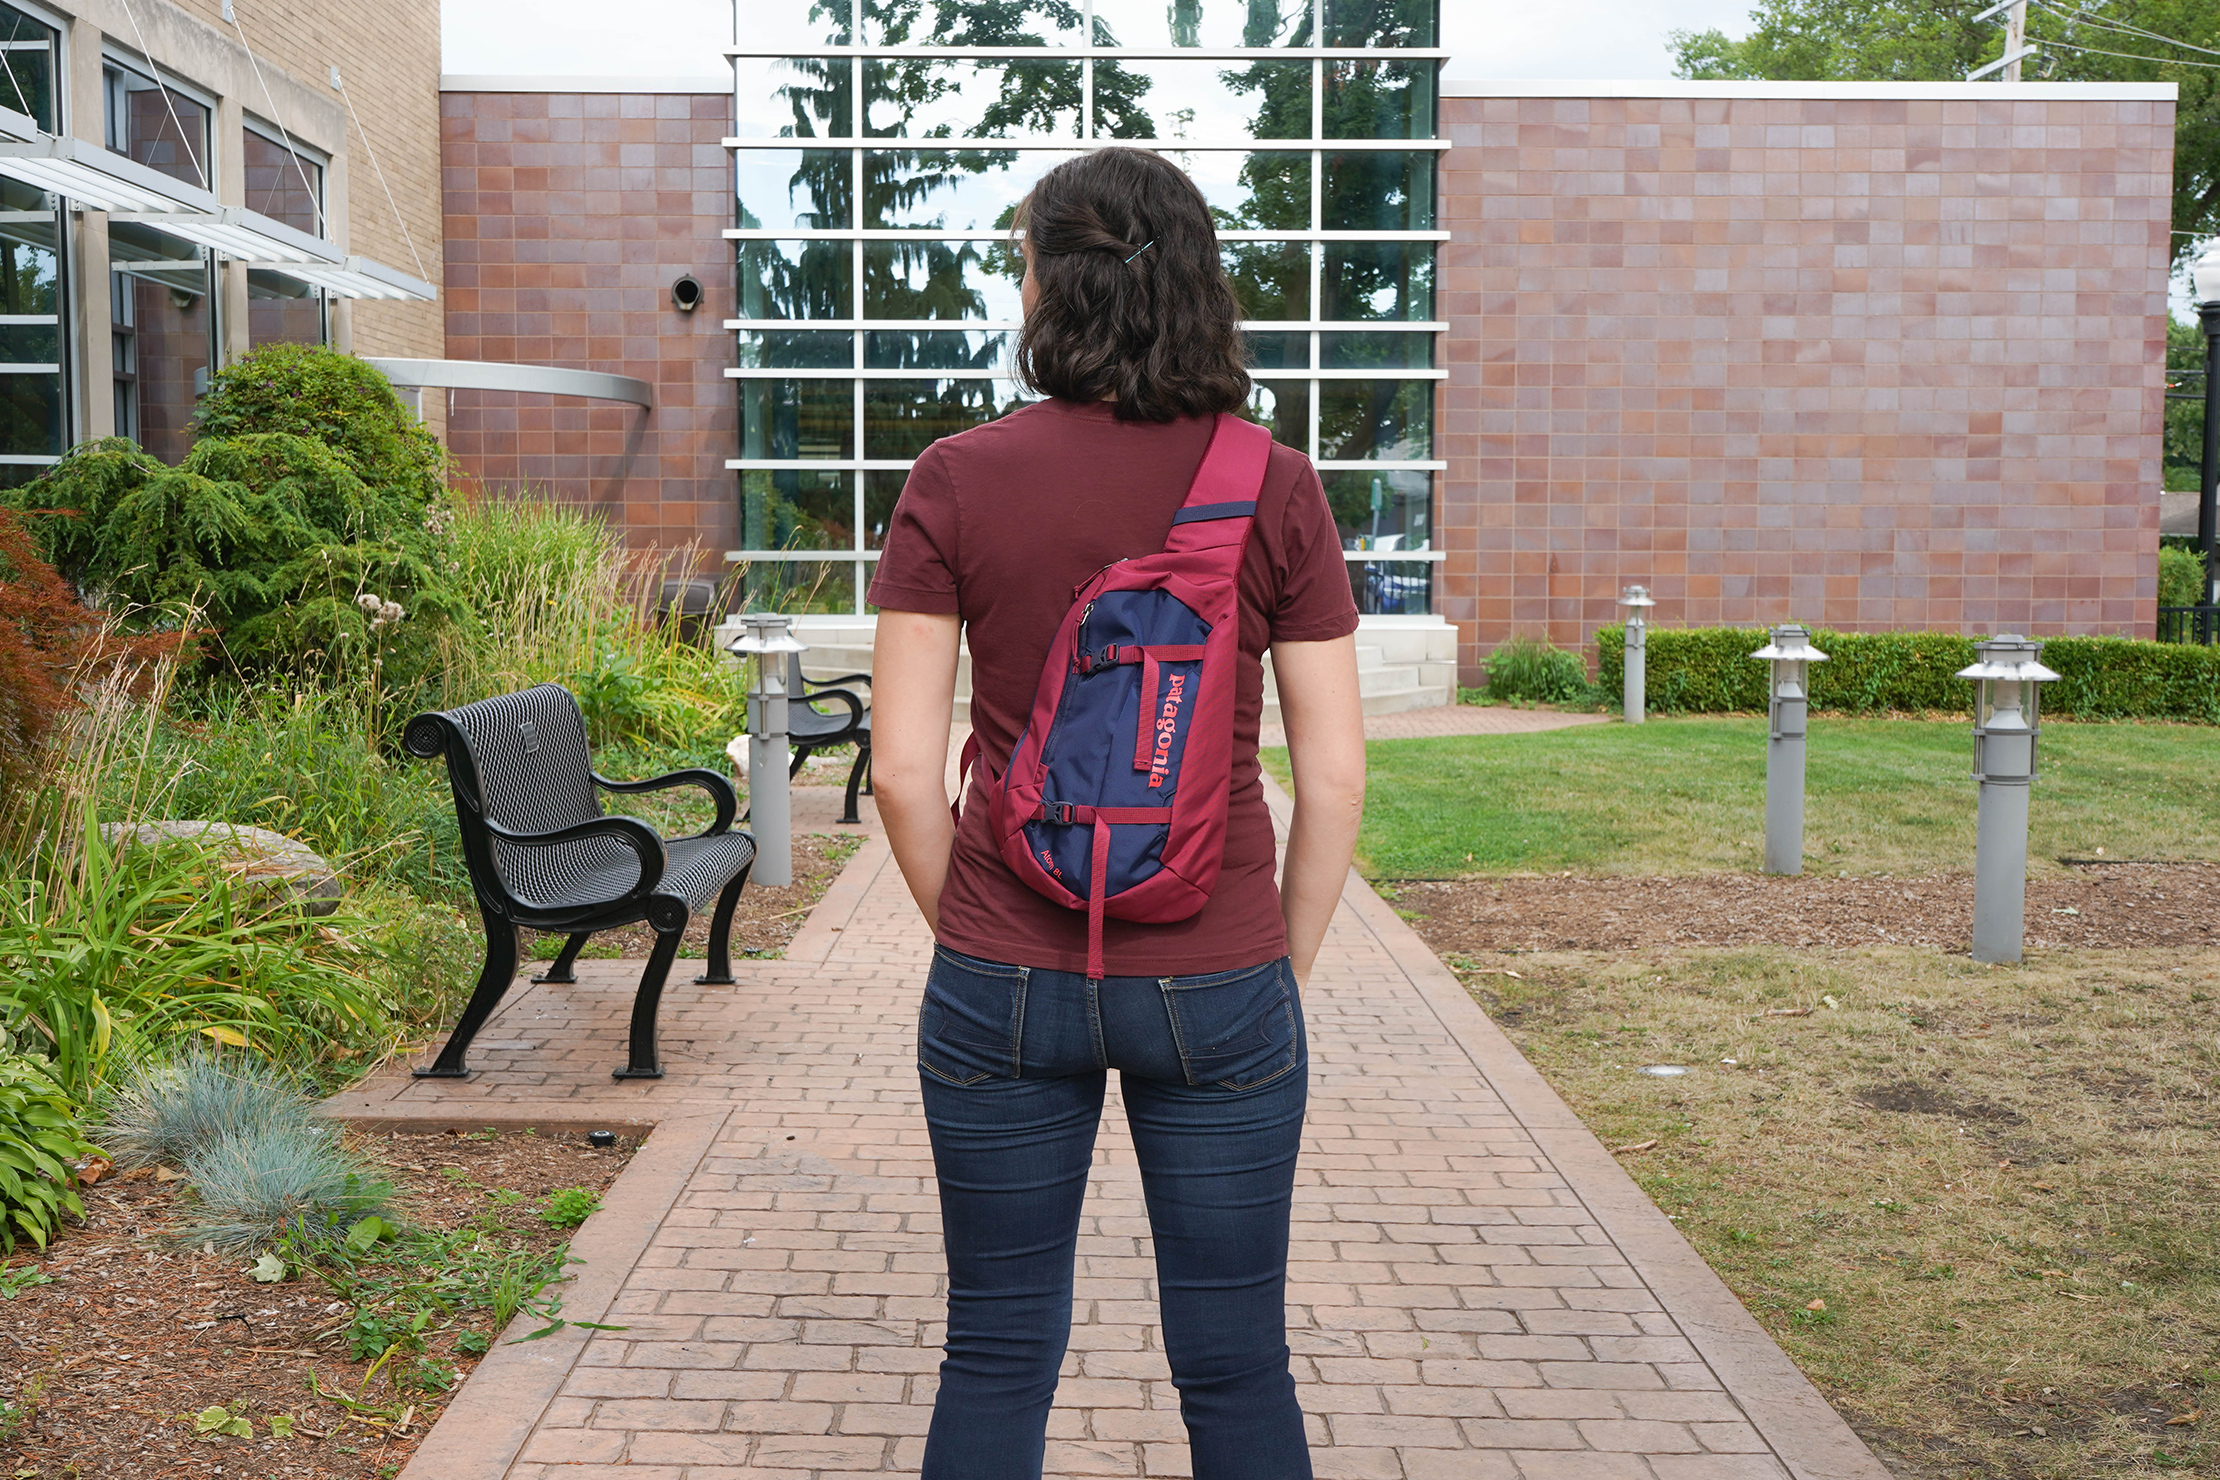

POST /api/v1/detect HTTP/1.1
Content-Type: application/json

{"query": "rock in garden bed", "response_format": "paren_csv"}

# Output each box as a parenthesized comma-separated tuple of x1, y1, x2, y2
(1390, 860, 2220, 954)
(101, 821, 343, 916)
(0, 1126, 635, 1480)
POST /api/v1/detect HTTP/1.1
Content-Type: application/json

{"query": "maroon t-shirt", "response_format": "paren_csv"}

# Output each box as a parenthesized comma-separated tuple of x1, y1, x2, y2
(867, 396, 1359, 976)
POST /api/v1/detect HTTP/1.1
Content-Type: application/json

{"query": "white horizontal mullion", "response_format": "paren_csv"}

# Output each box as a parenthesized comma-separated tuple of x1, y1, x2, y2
(0, 363, 62, 374)
(1340, 549, 1444, 562)
(1312, 368, 1445, 380)
(729, 459, 920, 470)
(719, 548, 884, 563)
(727, 135, 1446, 151)
(727, 319, 1447, 332)
(725, 45, 1449, 59)
(1316, 459, 1446, 471)
(728, 367, 1017, 379)
(725, 228, 1448, 241)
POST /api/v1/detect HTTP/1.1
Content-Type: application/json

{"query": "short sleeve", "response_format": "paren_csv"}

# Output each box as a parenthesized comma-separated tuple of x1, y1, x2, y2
(1269, 457, 1361, 643)
(865, 445, 961, 614)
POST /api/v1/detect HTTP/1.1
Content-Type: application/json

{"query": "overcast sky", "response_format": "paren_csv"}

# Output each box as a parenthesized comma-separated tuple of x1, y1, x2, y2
(441, 0, 1762, 80)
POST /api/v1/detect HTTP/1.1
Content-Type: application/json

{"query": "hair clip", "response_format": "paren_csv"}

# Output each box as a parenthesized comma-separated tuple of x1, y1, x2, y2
(1124, 239, 1156, 264)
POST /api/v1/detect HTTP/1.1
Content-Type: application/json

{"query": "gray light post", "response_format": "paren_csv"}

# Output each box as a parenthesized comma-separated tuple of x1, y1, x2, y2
(1957, 635, 2060, 963)
(729, 613, 808, 887)
(1618, 585, 1655, 724)
(1750, 624, 1828, 875)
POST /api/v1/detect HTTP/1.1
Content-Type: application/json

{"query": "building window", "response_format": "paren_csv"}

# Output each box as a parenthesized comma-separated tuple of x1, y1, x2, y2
(106, 56, 214, 462)
(728, 0, 1445, 615)
(0, 2, 62, 488)
(243, 124, 328, 347)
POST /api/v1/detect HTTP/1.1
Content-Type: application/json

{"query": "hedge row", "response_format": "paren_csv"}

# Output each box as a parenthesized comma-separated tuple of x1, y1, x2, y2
(1594, 627, 2220, 723)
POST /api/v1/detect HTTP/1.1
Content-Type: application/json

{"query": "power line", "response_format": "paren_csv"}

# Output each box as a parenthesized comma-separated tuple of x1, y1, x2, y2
(2031, 0, 2220, 59)
(2039, 34, 2220, 68)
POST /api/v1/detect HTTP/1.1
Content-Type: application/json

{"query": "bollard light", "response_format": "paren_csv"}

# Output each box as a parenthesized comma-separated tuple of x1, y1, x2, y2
(1618, 585, 1655, 725)
(1749, 623, 1829, 875)
(1956, 634, 2060, 963)
(727, 612, 809, 887)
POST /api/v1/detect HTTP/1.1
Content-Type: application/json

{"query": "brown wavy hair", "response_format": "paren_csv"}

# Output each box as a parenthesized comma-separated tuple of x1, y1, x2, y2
(1012, 149, 1250, 424)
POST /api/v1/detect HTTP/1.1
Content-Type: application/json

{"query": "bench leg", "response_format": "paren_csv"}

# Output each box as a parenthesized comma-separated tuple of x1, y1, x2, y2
(533, 931, 592, 984)
(613, 925, 682, 1080)
(840, 740, 869, 825)
(415, 908, 519, 1079)
(695, 862, 752, 986)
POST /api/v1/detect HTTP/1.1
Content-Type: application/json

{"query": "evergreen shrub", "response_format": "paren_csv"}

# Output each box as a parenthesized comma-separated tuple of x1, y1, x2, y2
(2158, 544, 2204, 609)
(1481, 633, 1593, 704)
(1596, 626, 2220, 723)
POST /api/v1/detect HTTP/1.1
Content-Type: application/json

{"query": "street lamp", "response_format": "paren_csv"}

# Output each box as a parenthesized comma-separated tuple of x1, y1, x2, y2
(2193, 242, 2220, 607)
(1618, 585, 1655, 725)
(1750, 624, 1828, 875)
(727, 612, 809, 887)
(1956, 635, 2060, 964)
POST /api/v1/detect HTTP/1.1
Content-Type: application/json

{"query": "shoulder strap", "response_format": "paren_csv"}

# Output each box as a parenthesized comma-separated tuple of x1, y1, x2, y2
(1162, 413, 1271, 554)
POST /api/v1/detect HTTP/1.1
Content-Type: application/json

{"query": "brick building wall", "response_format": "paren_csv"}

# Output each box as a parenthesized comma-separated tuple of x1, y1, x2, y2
(439, 89, 736, 556)
(1437, 82, 2175, 684)
(161, 0, 445, 360)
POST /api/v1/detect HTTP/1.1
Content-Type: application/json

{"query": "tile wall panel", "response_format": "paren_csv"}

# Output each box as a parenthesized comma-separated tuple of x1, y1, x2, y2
(440, 91, 737, 561)
(1438, 93, 2173, 683)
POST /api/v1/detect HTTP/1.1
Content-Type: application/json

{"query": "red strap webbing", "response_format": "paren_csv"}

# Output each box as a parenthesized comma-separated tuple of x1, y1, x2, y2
(1086, 820, 1110, 980)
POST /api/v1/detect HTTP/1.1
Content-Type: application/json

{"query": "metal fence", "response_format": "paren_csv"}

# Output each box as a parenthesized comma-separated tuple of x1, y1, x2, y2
(2158, 605, 2220, 644)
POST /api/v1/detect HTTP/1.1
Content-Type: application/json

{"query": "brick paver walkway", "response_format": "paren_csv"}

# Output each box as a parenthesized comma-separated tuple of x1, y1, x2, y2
(335, 784, 1888, 1480)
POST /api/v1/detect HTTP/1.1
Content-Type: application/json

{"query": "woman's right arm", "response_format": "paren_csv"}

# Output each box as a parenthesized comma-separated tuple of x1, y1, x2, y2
(1270, 633, 1365, 984)
(871, 610, 964, 932)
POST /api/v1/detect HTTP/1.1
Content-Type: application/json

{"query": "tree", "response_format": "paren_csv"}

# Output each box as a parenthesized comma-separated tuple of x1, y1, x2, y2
(1671, 0, 2220, 259)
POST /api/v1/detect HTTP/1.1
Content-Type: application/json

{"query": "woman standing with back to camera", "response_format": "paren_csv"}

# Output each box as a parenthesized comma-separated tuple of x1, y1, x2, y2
(868, 146, 1365, 1480)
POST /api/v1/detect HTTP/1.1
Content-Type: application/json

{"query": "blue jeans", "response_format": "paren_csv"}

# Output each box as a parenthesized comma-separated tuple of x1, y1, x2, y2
(917, 946, 1312, 1480)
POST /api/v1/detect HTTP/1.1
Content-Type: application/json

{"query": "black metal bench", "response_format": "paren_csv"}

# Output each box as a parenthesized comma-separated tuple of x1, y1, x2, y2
(404, 683, 756, 1080)
(782, 656, 873, 825)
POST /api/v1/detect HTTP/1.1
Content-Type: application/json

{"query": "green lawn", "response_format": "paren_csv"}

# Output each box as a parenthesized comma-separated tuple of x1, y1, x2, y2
(1265, 717, 2220, 879)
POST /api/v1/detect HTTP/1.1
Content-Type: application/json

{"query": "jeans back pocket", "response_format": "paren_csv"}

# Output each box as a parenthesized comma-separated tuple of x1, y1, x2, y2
(918, 946, 1028, 1086)
(1159, 958, 1299, 1090)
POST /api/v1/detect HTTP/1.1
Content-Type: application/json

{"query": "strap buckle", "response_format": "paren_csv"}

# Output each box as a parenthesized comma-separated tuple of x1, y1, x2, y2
(1043, 801, 1077, 825)
(1073, 644, 1128, 675)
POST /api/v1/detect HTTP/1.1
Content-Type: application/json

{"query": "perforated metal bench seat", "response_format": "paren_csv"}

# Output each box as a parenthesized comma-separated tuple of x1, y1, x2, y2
(404, 683, 757, 1079)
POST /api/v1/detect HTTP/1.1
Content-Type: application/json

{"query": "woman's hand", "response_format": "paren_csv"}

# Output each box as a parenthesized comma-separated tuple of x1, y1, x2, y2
(1270, 634, 1365, 985)
(871, 610, 964, 931)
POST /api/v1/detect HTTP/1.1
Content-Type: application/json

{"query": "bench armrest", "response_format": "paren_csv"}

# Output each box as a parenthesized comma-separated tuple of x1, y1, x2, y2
(593, 767, 739, 838)
(484, 813, 667, 906)
(803, 670, 872, 692)
(791, 685, 863, 743)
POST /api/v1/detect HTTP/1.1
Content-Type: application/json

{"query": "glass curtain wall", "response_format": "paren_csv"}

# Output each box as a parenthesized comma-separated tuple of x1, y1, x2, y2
(0, 2, 64, 489)
(106, 58, 214, 463)
(243, 125, 328, 346)
(728, 0, 1445, 615)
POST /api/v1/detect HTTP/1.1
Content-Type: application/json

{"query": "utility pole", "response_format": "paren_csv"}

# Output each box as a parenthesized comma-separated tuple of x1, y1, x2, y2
(1968, 0, 2037, 81)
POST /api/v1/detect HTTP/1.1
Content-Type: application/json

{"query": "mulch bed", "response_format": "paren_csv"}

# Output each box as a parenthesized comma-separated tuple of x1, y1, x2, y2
(536, 826, 861, 962)
(0, 1127, 636, 1480)
(1390, 861, 2220, 954)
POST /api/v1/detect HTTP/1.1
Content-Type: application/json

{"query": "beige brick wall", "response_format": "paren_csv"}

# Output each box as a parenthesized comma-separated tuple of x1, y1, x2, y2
(156, 0, 443, 361)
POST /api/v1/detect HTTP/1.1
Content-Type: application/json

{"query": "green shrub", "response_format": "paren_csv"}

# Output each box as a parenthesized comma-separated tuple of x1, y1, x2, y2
(1597, 626, 2220, 723)
(180, 1121, 392, 1252)
(1481, 634, 1593, 705)
(2158, 544, 2205, 609)
(194, 344, 446, 507)
(92, 1052, 320, 1169)
(11, 433, 466, 696)
(0, 1049, 93, 1252)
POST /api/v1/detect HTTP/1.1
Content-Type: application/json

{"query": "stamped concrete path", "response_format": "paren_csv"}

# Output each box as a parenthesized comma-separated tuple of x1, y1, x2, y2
(330, 781, 1891, 1480)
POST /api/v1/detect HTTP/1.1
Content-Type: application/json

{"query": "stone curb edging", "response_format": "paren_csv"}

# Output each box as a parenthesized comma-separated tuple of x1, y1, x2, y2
(1261, 773, 1893, 1480)
(349, 1108, 733, 1480)
(783, 835, 895, 964)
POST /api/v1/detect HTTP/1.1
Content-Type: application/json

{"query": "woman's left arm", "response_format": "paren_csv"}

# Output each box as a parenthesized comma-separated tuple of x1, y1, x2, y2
(870, 610, 964, 931)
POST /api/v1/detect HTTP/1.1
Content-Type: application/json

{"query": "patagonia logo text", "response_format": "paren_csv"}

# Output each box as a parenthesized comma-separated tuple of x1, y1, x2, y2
(1147, 673, 1187, 788)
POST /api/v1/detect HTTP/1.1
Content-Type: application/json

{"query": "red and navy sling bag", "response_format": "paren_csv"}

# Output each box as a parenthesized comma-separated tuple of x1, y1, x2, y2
(955, 412, 1272, 980)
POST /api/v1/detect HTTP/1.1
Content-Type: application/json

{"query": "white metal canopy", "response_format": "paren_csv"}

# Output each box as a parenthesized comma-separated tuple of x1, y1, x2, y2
(0, 104, 434, 302)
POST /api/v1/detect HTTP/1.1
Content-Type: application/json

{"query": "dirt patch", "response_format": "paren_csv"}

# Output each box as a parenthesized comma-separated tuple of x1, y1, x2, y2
(1408, 936, 2220, 1480)
(531, 826, 860, 964)
(1392, 861, 2220, 954)
(0, 1126, 636, 1480)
